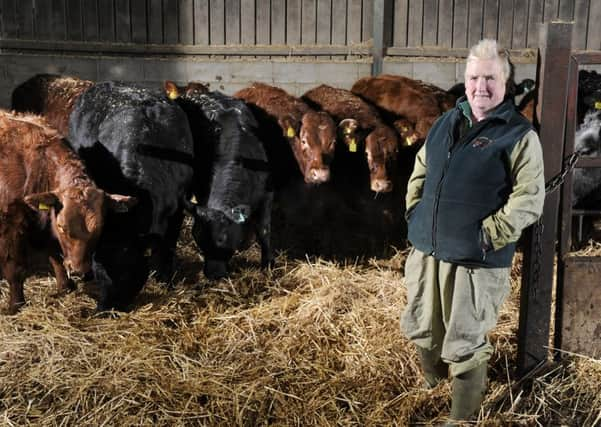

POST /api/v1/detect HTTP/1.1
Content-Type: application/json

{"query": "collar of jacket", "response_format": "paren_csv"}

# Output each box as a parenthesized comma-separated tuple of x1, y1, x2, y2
(454, 96, 516, 125)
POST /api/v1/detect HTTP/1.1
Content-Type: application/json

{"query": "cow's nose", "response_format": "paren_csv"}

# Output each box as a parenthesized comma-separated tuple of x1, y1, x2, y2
(307, 167, 330, 184)
(64, 260, 91, 280)
(371, 179, 393, 193)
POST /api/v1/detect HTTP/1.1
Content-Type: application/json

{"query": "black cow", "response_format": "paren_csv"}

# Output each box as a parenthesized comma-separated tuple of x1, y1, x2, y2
(68, 81, 195, 310)
(165, 82, 274, 279)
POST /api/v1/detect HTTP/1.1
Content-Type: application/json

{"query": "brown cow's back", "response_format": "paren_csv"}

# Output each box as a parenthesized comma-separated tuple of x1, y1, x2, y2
(11, 74, 93, 137)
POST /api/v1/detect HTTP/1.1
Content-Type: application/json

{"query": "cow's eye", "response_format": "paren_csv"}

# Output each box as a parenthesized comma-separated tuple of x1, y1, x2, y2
(57, 224, 65, 233)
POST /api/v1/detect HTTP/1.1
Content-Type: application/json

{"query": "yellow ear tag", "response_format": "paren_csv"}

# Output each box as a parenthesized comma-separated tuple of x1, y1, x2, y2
(595, 101, 601, 110)
(167, 88, 179, 100)
(349, 139, 357, 152)
(38, 203, 50, 211)
(343, 127, 353, 135)
(190, 195, 198, 204)
(286, 127, 296, 138)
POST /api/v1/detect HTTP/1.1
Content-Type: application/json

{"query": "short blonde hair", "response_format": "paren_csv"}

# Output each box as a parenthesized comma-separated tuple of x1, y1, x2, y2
(466, 39, 511, 83)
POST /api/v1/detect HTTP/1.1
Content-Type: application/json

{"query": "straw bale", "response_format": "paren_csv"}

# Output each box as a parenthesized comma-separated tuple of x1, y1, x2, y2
(1, 228, 600, 426)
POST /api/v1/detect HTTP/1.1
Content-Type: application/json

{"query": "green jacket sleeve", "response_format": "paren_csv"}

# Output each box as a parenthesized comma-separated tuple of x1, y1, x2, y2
(482, 129, 545, 250)
(405, 143, 427, 218)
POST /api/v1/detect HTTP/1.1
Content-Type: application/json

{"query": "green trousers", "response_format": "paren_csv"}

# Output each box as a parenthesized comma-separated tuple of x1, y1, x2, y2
(400, 248, 511, 377)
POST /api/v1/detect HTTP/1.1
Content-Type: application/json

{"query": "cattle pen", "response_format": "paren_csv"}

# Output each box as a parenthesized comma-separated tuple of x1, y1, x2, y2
(2, 1, 601, 426)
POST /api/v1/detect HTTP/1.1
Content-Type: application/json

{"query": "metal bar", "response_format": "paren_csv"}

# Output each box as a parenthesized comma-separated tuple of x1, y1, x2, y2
(517, 21, 573, 377)
(371, 0, 393, 75)
(0, 39, 371, 56)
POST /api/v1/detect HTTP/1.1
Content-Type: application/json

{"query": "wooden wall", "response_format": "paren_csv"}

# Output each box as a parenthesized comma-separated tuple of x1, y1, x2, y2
(0, 0, 598, 56)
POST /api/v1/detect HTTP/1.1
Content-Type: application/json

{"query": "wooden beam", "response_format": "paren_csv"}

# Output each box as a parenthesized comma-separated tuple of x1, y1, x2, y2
(517, 21, 573, 377)
(0, 39, 371, 56)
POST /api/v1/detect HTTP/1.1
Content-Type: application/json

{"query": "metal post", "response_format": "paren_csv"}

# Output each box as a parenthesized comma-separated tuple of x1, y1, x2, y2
(371, 0, 393, 76)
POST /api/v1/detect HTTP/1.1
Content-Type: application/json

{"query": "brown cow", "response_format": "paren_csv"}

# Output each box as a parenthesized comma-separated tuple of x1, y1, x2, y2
(302, 84, 399, 193)
(11, 74, 94, 137)
(0, 110, 134, 314)
(234, 82, 336, 185)
(351, 75, 456, 141)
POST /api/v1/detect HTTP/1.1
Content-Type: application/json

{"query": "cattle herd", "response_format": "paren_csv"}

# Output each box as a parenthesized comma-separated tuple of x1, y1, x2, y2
(1, 69, 599, 314)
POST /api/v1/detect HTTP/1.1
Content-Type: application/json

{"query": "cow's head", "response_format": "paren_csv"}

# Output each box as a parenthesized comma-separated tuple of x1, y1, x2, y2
(164, 80, 210, 100)
(187, 203, 251, 280)
(24, 187, 136, 279)
(282, 111, 336, 184)
(364, 126, 399, 193)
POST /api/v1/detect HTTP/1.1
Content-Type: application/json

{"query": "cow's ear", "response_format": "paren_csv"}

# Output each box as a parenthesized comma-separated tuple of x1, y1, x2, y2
(164, 81, 181, 100)
(23, 192, 60, 212)
(106, 194, 137, 213)
(279, 117, 298, 138)
(338, 118, 358, 136)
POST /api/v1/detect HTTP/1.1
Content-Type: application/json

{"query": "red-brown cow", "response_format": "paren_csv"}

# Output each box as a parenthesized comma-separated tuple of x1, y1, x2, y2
(351, 75, 456, 141)
(0, 110, 134, 314)
(11, 74, 94, 137)
(302, 84, 399, 193)
(234, 82, 336, 185)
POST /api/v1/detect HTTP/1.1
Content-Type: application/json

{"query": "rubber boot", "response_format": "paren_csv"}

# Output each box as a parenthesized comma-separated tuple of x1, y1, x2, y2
(447, 363, 488, 424)
(417, 346, 448, 389)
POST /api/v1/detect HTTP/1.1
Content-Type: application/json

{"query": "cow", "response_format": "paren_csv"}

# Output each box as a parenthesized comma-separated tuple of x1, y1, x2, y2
(234, 82, 336, 186)
(302, 84, 399, 193)
(68, 81, 195, 310)
(11, 74, 94, 137)
(352, 75, 456, 141)
(0, 110, 134, 314)
(164, 81, 274, 279)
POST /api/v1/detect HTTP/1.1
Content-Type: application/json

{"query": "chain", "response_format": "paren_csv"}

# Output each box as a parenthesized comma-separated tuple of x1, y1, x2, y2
(531, 150, 582, 290)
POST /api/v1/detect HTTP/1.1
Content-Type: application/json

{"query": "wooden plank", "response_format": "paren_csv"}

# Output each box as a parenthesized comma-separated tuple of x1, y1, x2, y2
(255, 0, 270, 44)
(179, 0, 194, 44)
(271, 0, 285, 44)
(194, 0, 209, 44)
(163, 0, 178, 44)
(34, 0, 52, 39)
(587, 1, 601, 50)
(51, 0, 67, 40)
(558, 0, 574, 20)
(148, 0, 163, 43)
(210, 0, 225, 44)
(225, 0, 240, 44)
(384, 45, 536, 58)
(571, 0, 588, 50)
(407, 0, 423, 47)
(497, 0, 513, 48)
(130, 0, 147, 43)
(483, 0, 499, 40)
(468, 0, 484, 47)
(98, 0, 115, 42)
(393, 0, 408, 47)
(286, 0, 302, 44)
(65, 0, 83, 41)
(1, 0, 17, 38)
(372, 0, 393, 75)
(543, 0, 559, 21)
(437, 0, 452, 48)
(115, 0, 131, 43)
(240, 0, 255, 44)
(422, 0, 438, 46)
(347, 0, 362, 44)
(362, 0, 372, 42)
(317, 0, 332, 44)
(452, 0, 468, 48)
(302, 0, 317, 44)
(517, 21, 573, 376)
(512, 0, 529, 49)
(527, 0, 544, 48)
(332, 0, 347, 45)
(81, 0, 98, 41)
(557, 257, 601, 357)
(15, 0, 33, 39)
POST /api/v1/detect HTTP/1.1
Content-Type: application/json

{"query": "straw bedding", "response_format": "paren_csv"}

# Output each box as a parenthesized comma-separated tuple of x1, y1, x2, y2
(1, 224, 600, 426)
